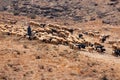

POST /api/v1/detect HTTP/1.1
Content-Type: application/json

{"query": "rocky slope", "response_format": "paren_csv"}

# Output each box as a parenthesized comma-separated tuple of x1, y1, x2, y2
(0, 12, 120, 80)
(0, 0, 120, 25)
(0, 0, 120, 80)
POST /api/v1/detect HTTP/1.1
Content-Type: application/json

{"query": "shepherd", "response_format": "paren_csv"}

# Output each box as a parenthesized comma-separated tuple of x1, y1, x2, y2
(27, 25, 32, 40)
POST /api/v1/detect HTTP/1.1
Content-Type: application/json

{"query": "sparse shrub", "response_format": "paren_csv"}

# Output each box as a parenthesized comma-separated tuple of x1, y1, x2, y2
(2, 6, 8, 11)
(0, 6, 8, 11)
(28, 13, 36, 19)
(13, 10, 20, 16)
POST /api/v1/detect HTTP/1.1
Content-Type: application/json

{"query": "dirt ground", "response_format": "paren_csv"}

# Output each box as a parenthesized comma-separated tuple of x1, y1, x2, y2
(0, 12, 120, 80)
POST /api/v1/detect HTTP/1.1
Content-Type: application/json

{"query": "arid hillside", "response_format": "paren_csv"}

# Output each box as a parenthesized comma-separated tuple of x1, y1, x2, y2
(0, 0, 120, 25)
(0, 12, 120, 80)
(0, 0, 120, 80)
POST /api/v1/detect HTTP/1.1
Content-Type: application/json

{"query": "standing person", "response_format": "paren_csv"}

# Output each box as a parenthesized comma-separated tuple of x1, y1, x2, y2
(27, 25, 32, 40)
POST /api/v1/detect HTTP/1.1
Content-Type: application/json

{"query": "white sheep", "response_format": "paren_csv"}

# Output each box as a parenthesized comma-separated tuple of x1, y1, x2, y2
(29, 21, 40, 27)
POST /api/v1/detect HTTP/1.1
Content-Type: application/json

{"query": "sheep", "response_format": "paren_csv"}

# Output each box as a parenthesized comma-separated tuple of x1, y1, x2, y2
(69, 42, 74, 49)
(61, 27, 69, 31)
(56, 37, 66, 44)
(83, 31, 100, 38)
(94, 31, 100, 34)
(100, 35, 110, 43)
(34, 32, 41, 38)
(0, 26, 6, 31)
(58, 30, 70, 36)
(88, 32, 95, 37)
(61, 27, 76, 34)
(81, 41, 92, 47)
(82, 31, 89, 35)
(61, 40, 69, 46)
(94, 42, 106, 53)
(51, 28, 58, 34)
(48, 24, 61, 29)
(9, 20, 17, 24)
(40, 23, 46, 28)
(94, 42, 101, 46)
(68, 28, 74, 34)
(29, 21, 40, 27)
(66, 37, 73, 43)
(71, 35, 80, 43)
(33, 28, 45, 32)
(40, 36, 51, 43)
(44, 27, 52, 34)
(58, 31, 68, 38)
(50, 38, 59, 44)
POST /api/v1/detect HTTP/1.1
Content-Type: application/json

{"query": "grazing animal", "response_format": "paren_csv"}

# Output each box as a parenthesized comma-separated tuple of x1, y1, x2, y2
(83, 32, 88, 35)
(112, 45, 120, 56)
(40, 23, 46, 28)
(94, 42, 106, 53)
(100, 35, 110, 43)
(113, 49, 120, 56)
(68, 28, 74, 34)
(76, 43, 86, 49)
(51, 28, 57, 33)
(29, 21, 40, 27)
(50, 38, 58, 44)
(78, 34, 83, 38)
(95, 45, 106, 53)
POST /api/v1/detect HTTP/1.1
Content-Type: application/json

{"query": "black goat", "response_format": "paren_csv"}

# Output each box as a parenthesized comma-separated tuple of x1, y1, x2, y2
(94, 42, 106, 53)
(95, 45, 106, 53)
(76, 43, 86, 49)
(68, 28, 74, 34)
(40, 23, 46, 28)
(100, 35, 110, 43)
(51, 28, 57, 33)
(113, 49, 120, 56)
(78, 34, 83, 38)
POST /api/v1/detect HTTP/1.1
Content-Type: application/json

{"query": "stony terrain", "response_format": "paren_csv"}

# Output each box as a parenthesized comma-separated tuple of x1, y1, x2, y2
(0, 12, 120, 80)
(0, 0, 120, 80)
(0, 0, 120, 25)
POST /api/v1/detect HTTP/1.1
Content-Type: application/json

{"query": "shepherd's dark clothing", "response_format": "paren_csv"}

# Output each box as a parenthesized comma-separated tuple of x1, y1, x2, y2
(27, 26, 32, 40)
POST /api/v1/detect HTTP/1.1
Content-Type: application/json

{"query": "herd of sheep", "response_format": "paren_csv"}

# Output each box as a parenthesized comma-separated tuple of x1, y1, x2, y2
(0, 21, 120, 57)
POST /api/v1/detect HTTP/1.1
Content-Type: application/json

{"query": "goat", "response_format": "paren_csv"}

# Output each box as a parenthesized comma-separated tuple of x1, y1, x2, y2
(94, 42, 106, 52)
(94, 43, 106, 53)
(113, 49, 120, 57)
(76, 43, 86, 50)
(78, 34, 83, 38)
(40, 23, 46, 28)
(100, 35, 110, 43)
(68, 28, 74, 34)
(112, 45, 120, 56)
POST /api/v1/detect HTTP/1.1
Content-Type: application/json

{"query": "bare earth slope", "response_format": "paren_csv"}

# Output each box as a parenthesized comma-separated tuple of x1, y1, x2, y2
(0, 12, 120, 80)
(0, 0, 120, 80)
